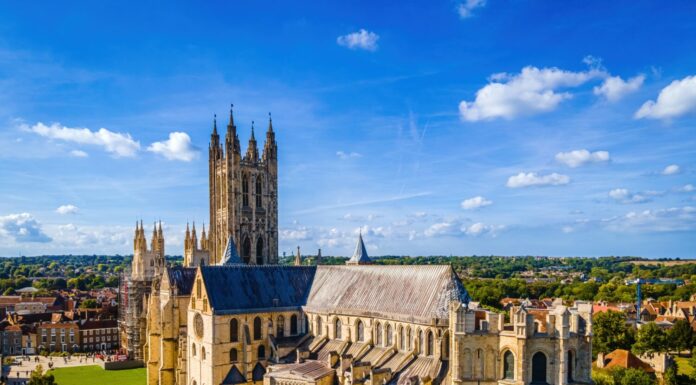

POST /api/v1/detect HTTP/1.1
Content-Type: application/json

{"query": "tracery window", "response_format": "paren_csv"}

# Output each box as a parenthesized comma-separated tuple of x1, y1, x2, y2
(242, 175, 250, 207)
(255, 177, 263, 208)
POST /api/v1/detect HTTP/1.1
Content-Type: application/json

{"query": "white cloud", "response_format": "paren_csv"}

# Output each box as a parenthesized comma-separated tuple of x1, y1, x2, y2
(337, 29, 379, 51)
(679, 184, 694, 192)
(336, 151, 362, 160)
(52, 223, 129, 248)
(608, 189, 647, 204)
(555, 149, 610, 167)
(26, 122, 140, 157)
(424, 220, 460, 237)
(462, 222, 504, 236)
(147, 132, 199, 161)
(56, 204, 79, 215)
(461, 196, 492, 210)
(280, 226, 313, 241)
(602, 206, 696, 233)
(662, 164, 680, 175)
(593, 74, 644, 102)
(459, 66, 604, 121)
(506, 172, 570, 188)
(69, 150, 88, 158)
(458, 0, 486, 18)
(0, 213, 51, 243)
(636, 75, 696, 119)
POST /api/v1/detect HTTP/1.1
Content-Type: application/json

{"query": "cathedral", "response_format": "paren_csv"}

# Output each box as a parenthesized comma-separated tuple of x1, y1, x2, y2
(120, 107, 594, 385)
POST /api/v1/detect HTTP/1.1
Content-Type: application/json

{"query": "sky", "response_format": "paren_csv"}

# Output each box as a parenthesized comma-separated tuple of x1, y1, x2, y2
(0, 1, 695, 258)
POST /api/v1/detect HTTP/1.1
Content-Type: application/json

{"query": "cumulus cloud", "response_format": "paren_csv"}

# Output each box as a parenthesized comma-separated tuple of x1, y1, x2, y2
(679, 184, 694, 192)
(458, 0, 486, 18)
(336, 151, 362, 160)
(0, 213, 52, 243)
(424, 221, 460, 237)
(636, 75, 696, 119)
(602, 206, 696, 233)
(461, 196, 492, 210)
(52, 223, 129, 248)
(280, 226, 314, 241)
(25, 122, 140, 157)
(608, 188, 648, 204)
(459, 66, 604, 121)
(593, 74, 644, 102)
(662, 164, 680, 175)
(147, 132, 199, 161)
(56, 204, 79, 215)
(69, 150, 88, 158)
(506, 172, 570, 188)
(337, 29, 379, 51)
(555, 149, 610, 167)
(462, 222, 504, 236)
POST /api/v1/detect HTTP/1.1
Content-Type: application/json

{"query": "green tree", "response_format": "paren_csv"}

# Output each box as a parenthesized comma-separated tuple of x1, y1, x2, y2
(667, 319, 693, 355)
(662, 362, 678, 385)
(593, 311, 635, 356)
(610, 367, 655, 385)
(28, 365, 57, 385)
(633, 322, 668, 357)
(79, 299, 98, 308)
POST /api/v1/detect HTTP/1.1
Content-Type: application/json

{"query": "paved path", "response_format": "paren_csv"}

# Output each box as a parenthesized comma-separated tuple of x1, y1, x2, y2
(3, 355, 105, 385)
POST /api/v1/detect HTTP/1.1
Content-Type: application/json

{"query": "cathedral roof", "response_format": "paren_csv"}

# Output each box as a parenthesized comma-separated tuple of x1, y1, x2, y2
(200, 265, 317, 315)
(222, 365, 247, 384)
(221, 235, 242, 265)
(200, 264, 469, 323)
(166, 267, 197, 295)
(347, 233, 371, 265)
(305, 265, 469, 324)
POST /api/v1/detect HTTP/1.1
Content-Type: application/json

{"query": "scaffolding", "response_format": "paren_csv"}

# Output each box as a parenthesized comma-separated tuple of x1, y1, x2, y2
(118, 267, 153, 360)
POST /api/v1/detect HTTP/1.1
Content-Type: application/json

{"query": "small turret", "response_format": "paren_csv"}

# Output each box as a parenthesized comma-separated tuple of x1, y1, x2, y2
(245, 121, 259, 162)
(294, 246, 302, 266)
(263, 112, 277, 162)
(346, 232, 371, 265)
(191, 222, 198, 250)
(316, 248, 322, 265)
(185, 222, 191, 250)
(200, 223, 208, 250)
(226, 104, 240, 155)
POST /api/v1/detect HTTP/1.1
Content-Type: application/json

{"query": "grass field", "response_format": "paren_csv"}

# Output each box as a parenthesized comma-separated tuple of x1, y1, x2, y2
(50, 365, 145, 385)
(629, 260, 696, 266)
(675, 356, 695, 377)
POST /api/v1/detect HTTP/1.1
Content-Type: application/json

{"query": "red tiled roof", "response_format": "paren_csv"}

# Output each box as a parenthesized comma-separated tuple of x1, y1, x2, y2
(601, 349, 654, 373)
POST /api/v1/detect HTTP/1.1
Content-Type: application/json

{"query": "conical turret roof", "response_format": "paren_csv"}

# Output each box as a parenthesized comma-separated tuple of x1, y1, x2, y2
(347, 233, 371, 265)
(220, 234, 243, 265)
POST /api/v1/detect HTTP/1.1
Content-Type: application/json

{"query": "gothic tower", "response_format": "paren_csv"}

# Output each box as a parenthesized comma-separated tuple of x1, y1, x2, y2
(209, 106, 278, 265)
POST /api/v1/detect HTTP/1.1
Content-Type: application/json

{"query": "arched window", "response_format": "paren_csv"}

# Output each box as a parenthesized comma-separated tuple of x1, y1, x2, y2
(290, 315, 298, 335)
(426, 330, 434, 356)
(375, 323, 382, 346)
(399, 327, 405, 350)
(253, 317, 262, 340)
(192, 343, 197, 356)
(277, 315, 285, 337)
(418, 330, 424, 354)
(334, 318, 342, 339)
(443, 331, 450, 359)
(316, 317, 323, 336)
(255, 177, 263, 208)
(503, 351, 514, 380)
(242, 175, 249, 207)
(201, 346, 206, 360)
(386, 324, 393, 346)
(357, 320, 364, 342)
(230, 319, 239, 342)
(532, 352, 547, 383)
(258, 345, 266, 360)
(567, 350, 574, 382)
(242, 237, 251, 264)
(256, 237, 264, 265)
(406, 328, 412, 351)
(230, 348, 238, 362)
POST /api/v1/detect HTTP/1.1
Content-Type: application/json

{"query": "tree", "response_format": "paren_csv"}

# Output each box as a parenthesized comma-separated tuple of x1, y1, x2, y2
(610, 367, 654, 385)
(593, 311, 635, 356)
(662, 362, 678, 385)
(28, 365, 57, 385)
(79, 299, 98, 309)
(633, 322, 668, 357)
(667, 319, 693, 355)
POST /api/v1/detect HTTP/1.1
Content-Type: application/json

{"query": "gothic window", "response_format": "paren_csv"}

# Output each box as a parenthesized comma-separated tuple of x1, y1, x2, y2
(242, 237, 251, 264)
(253, 317, 262, 340)
(255, 177, 262, 208)
(258, 344, 265, 359)
(335, 318, 342, 339)
(290, 315, 298, 335)
(418, 330, 424, 355)
(277, 315, 285, 337)
(256, 237, 264, 265)
(406, 327, 412, 351)
(201, 347, 206, 360)
(375, 322, 382, 346)
(503, 351, 514, 380)
(443, 331, 450, 359)
(399, 327, 405, 350)
(242, 175, 250, 207)
(192, 343, 196, 356)
(426, 330, 434, 356)
(357, 320, 364, 342)
(150, 260, 154, 267)
(196, 279, 201, 298)
(230, 348, 238, 362)
(230, 319, 238, 342)
(386, 324, 393, 346)
(317, 317, 323, 336)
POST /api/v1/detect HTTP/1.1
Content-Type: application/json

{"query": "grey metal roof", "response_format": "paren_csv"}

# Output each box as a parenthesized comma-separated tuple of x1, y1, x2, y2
(222, 365, 246, 384)
(347, 233, 371, 264)
(305, 265, 469, 323)
(200, 265, 317, 315)
(221, 235, 242, 265)
(166, 266, 197, 295)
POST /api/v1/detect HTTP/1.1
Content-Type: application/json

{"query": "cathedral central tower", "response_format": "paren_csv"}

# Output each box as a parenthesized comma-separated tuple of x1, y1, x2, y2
(208, 106, 278, 265)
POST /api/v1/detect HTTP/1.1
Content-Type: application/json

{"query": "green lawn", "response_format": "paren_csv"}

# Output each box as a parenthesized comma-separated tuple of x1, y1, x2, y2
(675, 356, 694, 377)
(50, 365, 145, 385)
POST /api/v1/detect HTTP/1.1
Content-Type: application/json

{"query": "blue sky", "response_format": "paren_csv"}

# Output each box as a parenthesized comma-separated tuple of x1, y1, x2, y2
(0, 1, 695, 258)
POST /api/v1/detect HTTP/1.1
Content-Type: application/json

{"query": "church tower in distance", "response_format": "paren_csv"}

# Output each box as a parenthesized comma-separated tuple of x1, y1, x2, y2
(209, 105, 278, 265)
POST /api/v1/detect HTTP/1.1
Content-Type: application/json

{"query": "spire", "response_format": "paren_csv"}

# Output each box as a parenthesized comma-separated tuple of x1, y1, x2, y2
(212, 114, 218, 136)
(263, 112, 277, 162)
(267, 112, 273, 133)
(346, 232, 371, 265)
(250, 121, 256, 141)
(294, 246, 302, 266)
(245, 121, 259, 161)
(158, 220, 163, 237)
(220, 233, 242, 265)
(186, 222, 190, 238)
(228, 104, 235, 129)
